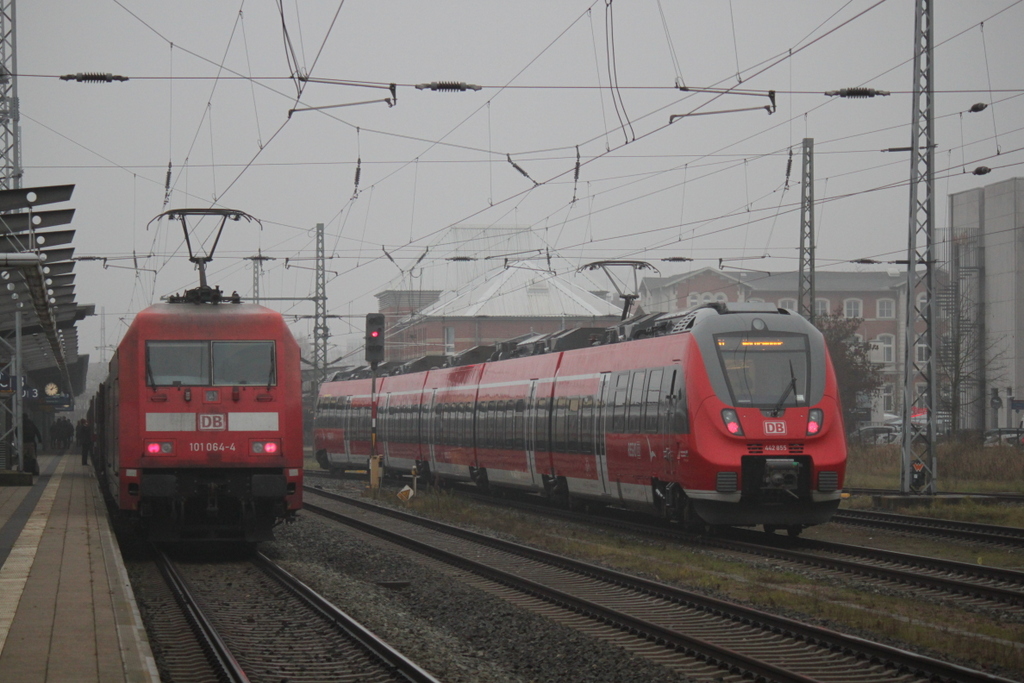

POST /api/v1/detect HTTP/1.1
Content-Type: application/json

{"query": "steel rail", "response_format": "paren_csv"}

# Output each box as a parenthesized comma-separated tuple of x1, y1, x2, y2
(154, 548, 251, 683)
(306, 488, 1017, 683)
(832, 509, 1024, 547)
(304, 499, 814, 683)
(252, 552, 441, 683)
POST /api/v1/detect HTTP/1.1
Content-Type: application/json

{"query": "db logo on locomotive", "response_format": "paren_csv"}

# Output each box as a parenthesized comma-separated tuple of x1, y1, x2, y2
(199, 414, 226, 431)
(763, 420, 787, 435)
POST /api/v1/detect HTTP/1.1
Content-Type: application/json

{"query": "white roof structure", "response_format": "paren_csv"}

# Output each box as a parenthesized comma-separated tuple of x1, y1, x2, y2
(418, 266, 621, 318)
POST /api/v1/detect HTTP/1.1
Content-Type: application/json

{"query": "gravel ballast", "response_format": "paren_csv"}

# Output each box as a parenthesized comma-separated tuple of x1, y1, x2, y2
(262, 505, 688, 683)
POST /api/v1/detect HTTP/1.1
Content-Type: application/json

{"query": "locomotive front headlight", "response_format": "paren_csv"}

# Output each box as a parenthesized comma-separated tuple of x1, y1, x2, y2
(807, 408, 824, 435)
(721, 409, 744, 436)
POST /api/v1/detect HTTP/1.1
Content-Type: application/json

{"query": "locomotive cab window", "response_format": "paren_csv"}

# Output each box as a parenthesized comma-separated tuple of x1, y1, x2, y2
(146, 340, 276, 387)
(714, 333, 809, 409)
(213, 341, 276, 386)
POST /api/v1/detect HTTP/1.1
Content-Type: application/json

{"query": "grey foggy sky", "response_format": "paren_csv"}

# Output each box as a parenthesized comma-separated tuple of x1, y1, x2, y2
(15, 1, 1024, 363)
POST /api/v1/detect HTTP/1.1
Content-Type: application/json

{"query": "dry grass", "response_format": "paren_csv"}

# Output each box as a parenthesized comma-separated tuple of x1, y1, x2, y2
(846, 443, 1024, 493)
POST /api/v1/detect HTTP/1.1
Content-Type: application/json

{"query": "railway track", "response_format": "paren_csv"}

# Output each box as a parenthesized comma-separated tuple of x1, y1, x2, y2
(304, 486, 1015, 683)
(845, 488, 1024, 503)
(447, 486, 1024, 612)
(141, 545, 439, 683)
(831, 508, 1024, 548)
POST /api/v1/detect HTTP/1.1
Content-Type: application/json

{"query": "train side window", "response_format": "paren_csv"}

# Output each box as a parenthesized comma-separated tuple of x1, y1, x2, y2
(479, 401, 491, 449)
(644, 369, 664, 433)
(610, 372, 629, 432)
(514, 399, 525, 450)
(212, 341, 275, 386)
(536, 397, 550, 452)
(552, 397, 566, 452)
(580, 396, 594, 453)
(626, 370, 646, 433)
(147, 341, 210, 386)
(567, 397, 581, 452)
(665, 366, 689, 434)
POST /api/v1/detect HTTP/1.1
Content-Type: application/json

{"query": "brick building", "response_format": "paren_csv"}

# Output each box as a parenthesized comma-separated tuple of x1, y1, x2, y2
(640, 267, 915, 423)
(376, 267, 622, 364)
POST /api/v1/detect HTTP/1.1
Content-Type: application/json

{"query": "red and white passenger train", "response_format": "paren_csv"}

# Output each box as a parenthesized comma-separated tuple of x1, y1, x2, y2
(90, 291, 304, 542)
(315, 302, 847, 534)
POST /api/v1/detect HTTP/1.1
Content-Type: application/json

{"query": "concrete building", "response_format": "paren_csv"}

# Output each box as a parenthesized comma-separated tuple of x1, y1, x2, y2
(947, 177, 1024, 430)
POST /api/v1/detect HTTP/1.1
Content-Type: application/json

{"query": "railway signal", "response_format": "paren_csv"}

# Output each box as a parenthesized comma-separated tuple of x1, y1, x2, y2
(365, 313, 385, 365)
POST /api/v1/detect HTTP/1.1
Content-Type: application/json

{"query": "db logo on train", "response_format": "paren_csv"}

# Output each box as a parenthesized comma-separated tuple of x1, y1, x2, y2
(199, 414, 227, 431)
(763, 420, 787, 435)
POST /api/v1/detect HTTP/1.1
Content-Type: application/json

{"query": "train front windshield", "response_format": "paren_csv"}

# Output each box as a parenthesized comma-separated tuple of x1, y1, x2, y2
(714, 334, 810, 410)
(147, 340, 276, 386)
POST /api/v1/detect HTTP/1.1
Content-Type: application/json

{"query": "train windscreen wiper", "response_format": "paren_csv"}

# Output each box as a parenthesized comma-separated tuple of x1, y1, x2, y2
(771, 360, 798, 416)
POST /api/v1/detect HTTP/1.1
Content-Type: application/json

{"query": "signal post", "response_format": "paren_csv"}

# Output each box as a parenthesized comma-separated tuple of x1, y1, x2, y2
(366, 313, 385, 489)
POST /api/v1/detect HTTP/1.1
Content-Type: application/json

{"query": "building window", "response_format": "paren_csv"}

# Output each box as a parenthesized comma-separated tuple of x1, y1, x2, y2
(814, 298, 830, 318)
(853, 334, 863, 343)
(702, 293, 714, 304)
(443, 326, 455, 354)
(687, 292, 699, 308)
(844, 298, 863, 319)
(875, 334, 895, 364)
(877, 298, 895, 319)
(915, 343, 929, 364)
(915, 292, 928, 312)
(779, 298, 797, 311)
(882, 384, 894, 413)
(715, 292, 728, 303)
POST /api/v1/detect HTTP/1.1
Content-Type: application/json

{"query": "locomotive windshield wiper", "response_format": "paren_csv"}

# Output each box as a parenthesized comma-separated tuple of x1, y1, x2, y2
(771, 360, 798, 416)
(267, 345, 276, 389)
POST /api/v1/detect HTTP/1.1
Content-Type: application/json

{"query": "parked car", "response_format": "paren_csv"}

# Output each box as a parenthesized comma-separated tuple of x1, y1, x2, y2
(982, 428, 1024, 447)
(850, 424, 901, 445)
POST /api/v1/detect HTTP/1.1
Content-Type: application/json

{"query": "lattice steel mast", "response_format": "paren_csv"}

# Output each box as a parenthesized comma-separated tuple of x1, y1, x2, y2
(0, 0, 20, 191)
(901, 0, 937, 494)
(797, 138, 815, 323)
(312, 222, 329, 384)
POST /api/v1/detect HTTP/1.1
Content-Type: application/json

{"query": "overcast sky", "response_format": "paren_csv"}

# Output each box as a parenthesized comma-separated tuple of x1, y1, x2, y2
(16, 0, 1024, 364)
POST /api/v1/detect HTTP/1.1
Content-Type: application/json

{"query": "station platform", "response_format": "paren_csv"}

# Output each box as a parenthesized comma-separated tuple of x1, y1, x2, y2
(0, 452, 158, 682)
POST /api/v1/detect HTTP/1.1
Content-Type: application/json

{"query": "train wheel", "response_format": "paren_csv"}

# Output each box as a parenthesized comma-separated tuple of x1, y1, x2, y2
(763, 524, 778, 534)
(786, 525, 803, 538)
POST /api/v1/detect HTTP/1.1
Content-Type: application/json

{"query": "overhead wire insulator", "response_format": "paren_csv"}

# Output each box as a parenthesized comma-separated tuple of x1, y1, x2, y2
(415, 81, 482, 91)
(969, 102, 988, 113)
(352, 157, 362, 199)
(824, 87, 890, 98)
(507, 153, 538, 186)
(59, 72, 129, 83)
(784, 148, 793, 191)
(571, 146, 581, 203)
(973, 166, 992, 175)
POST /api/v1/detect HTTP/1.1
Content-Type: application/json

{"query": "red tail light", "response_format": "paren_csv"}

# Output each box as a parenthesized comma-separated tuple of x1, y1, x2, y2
(721, 409, 744, 436)
(807, 408, 824, 435)
(252, 440, 281, 455)
(145, 441, 174, 455)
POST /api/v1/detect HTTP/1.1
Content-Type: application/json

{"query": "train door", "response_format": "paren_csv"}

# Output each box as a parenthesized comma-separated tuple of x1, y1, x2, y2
(525, 380, 541, 486)
(342, 396, 352, 463)
(426, 389, 439, 473)
(594, 373, 611, 496)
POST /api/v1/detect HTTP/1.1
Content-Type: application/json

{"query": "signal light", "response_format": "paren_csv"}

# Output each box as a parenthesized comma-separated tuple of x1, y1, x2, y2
(721, 409, 744, 436)
(145, 441, 173, 455)
(365, 313, 385, 364)
(807, 409, 824, 435)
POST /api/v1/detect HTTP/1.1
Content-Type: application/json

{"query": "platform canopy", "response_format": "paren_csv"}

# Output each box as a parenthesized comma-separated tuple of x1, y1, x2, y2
(0, 185, 93, 399)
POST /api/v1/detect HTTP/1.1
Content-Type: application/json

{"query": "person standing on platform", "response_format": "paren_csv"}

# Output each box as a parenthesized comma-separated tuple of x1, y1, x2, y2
(22, 414, 42, 475)
(76, 418, 93, 466)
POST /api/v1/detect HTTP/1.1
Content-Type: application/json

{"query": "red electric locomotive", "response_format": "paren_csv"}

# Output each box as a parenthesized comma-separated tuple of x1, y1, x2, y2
(315, 302, 846, 535)
(90, 210, 303, 542)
